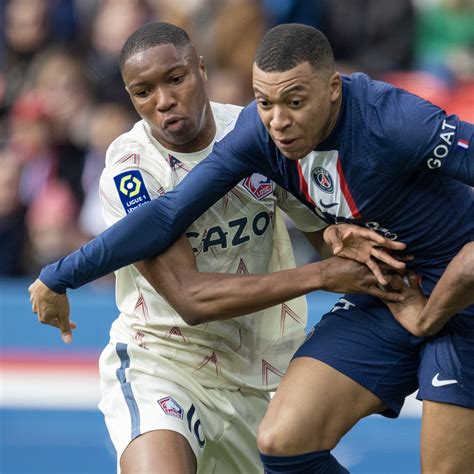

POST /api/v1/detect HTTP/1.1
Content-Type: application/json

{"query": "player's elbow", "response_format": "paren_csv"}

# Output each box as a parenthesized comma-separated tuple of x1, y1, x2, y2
(179, 308, 219, 326)
(174, 298, 219, 326)
(179, 309, 206, 326)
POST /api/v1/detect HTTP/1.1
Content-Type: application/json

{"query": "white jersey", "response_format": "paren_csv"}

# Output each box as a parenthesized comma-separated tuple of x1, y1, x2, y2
(99, 102, 325, 392)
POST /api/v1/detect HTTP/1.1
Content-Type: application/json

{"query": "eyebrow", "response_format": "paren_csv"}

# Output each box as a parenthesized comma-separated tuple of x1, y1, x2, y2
(253, 84, 309, 97)
(280, 85, 308, 96)
(128, 80, 148, 89)
(128, 64, 187, 89)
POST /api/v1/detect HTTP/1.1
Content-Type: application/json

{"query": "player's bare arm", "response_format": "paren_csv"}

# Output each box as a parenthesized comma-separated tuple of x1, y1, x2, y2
(138, 233, 406, 327)
(386, 242, 474, 337)
(29, 224, 408, 341)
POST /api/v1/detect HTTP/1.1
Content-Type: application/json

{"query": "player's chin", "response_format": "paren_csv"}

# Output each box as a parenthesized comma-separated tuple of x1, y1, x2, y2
(166, 127, 195, 144)
(278, 148, 308, 160)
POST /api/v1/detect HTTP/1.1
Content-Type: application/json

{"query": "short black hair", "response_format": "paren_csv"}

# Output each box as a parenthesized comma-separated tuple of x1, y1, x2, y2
(255, 24, 335, 74)
(119, 22, 192, 73)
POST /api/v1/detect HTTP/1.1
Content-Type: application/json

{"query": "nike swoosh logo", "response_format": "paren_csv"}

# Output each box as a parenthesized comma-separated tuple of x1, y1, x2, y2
(319, 200, 339, 209)
(431, 373, 458, 387)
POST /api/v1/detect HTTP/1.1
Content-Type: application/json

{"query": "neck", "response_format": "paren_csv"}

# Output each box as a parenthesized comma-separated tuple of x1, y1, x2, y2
(320, 92, 343, 145)
(197, 100, 217, 149)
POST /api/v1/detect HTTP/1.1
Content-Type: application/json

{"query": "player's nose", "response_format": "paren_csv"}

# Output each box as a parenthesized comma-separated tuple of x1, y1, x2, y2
(154, 87, 176, 112)
(269, 106, 291, 131)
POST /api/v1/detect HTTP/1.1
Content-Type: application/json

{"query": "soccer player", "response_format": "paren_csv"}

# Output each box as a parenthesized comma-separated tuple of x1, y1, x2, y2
(31, 24, 474, 472)
(29, 23, 407, 474)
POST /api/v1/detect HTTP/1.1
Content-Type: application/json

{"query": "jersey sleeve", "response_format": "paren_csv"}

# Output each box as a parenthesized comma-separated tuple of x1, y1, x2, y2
(274, 185, 327, 232)
(38, 106, 266, 293)
(369, 88, 474, 184)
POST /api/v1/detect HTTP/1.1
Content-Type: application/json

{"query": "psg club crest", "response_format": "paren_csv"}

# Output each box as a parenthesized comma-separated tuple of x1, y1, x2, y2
(242, 174, 273, 200)
(312, 167, 334, 194)
(157, 396, 184, 419)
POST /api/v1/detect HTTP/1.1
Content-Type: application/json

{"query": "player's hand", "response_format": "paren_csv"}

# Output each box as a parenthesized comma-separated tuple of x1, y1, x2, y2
(28, 279, 76, 344)
(321, 256, 406, 302)
(323, 223, 408, 286)
(384, 272, 432, 336)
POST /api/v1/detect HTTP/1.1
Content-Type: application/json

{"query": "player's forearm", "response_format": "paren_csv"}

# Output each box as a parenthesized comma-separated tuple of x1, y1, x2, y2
(39, 198, 179, 293)
(160, 262, 327, 326)
(303, 230, 333, 259)
(416, 242, 474, 335)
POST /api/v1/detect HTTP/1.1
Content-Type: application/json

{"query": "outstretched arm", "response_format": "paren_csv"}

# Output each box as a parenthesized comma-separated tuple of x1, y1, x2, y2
(38, 153, 249, 294)
(139, 235, 406, 326)
(386, 241, 474, 336)
(30, 233, 407, 342)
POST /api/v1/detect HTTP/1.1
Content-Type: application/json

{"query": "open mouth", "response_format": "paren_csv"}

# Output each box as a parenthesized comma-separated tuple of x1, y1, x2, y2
(275, 137, 297, 149)
(163, 117, 184, 129)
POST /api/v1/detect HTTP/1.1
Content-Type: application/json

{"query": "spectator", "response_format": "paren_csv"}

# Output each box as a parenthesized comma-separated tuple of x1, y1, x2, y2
(79, 103, 136, 237)
(206, 68, 252, 106)
(26, 180, 85, 274)
(414, 0, 474, 82)
(1, 0, 63, 115)
(83, 0, 153, 106)
(322, 0, 416, 76)
(26, 48, 95, 205)
(155, 0, 266, 101)
(0, 152, 27, 275)
(262, 0, 324, 29)
(7, 93, 57, 207)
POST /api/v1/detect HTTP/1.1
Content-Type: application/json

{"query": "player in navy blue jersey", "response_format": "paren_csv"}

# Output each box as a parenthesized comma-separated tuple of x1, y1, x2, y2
(30, 23, 474, 473)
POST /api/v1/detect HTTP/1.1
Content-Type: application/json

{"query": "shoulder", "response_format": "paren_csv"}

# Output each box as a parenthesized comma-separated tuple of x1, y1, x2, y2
(102, 120, 170, 195)
(354, 73, 444, 136)
(345, 72, 436, 125)
(105, 121, 151, 168)
(346, 73, 394, 102)
(104, 120, 169, 177)
(215, 101, 271, 153)
(210, 101, 243, 124)
(359, 75, 446, 163)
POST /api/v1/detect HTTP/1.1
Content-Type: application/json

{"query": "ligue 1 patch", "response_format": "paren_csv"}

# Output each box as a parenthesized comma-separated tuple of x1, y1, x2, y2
(312, 167, 334, 194)
(113, 170, 151, 214)
(242, 173, 273, 200)
(157, 396, 184, 419)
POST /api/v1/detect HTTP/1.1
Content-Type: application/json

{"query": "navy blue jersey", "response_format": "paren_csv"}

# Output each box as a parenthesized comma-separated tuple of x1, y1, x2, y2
(40, 74, 474, 294)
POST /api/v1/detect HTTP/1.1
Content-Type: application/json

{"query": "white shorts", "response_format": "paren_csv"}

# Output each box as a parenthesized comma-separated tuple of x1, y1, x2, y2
(98, 341, 269, 473)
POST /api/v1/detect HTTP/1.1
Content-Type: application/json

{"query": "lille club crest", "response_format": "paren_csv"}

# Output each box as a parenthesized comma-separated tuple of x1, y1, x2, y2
(242, 174, 273, 200)
(157, 396, 184, 419)
(312, 167, 334, 193)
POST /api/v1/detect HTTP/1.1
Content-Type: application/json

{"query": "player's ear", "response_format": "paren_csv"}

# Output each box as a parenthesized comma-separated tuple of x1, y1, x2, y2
(198, 56, 208, 82)
(329, 72, 341, 103)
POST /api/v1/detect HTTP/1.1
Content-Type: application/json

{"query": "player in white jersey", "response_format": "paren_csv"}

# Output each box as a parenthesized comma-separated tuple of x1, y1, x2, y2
(100, 101, 320, 388)
(29, 23, 408, 474)
(98, 98, 325, 472)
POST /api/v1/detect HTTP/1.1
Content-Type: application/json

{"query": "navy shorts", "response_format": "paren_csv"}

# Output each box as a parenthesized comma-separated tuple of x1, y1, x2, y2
(294, 295, 474, 418)
(417, 312, 474, 408)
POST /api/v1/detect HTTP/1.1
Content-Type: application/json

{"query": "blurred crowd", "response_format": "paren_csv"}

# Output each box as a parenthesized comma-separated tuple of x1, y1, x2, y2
(0, 0, 473, 276)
